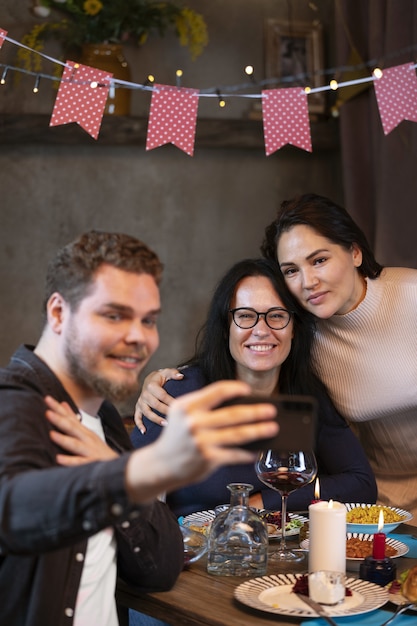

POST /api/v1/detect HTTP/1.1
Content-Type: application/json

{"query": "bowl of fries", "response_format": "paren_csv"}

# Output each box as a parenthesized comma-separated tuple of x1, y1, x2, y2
(345, 503, 413, 534)
(300, 532, 409, 572)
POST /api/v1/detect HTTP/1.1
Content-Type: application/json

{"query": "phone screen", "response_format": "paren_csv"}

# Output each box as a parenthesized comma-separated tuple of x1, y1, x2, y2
(219, 394, 317, 451)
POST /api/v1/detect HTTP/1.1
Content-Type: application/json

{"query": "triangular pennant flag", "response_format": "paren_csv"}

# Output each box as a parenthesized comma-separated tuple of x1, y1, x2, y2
(146, 84, 199, 156)
(50, 61, 112, 139)
(373, 62, 417, 135)
(262, 87, 312, 156)
(0, 28, 7, 48)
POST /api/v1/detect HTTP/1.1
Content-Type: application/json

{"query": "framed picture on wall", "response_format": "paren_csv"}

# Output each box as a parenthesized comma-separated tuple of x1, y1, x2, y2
(264, 19, 326, 115)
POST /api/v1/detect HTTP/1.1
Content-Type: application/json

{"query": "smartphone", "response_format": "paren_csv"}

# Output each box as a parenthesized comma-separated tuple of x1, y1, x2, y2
(219, 394, 317, 451)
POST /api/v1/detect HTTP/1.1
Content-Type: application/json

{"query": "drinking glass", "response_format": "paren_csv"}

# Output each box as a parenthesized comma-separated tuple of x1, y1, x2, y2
(255, 449, 317, 561)
(180, 525, 208, 566)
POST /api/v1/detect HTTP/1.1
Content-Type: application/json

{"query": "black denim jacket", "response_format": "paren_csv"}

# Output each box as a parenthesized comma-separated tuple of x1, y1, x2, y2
(0, 345, 183, 626)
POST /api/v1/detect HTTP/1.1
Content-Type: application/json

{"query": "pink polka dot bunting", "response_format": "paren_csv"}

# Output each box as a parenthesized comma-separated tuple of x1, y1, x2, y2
(262, 87, 312, 156)
(0, 28, 7, 48)
(373, 62, 417, 135)
(50, 61, 112, 139)
(146, 84, 200, 156)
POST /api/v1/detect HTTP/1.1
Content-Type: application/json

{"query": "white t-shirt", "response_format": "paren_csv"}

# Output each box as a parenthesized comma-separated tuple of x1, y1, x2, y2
(74, 411, 118, 626)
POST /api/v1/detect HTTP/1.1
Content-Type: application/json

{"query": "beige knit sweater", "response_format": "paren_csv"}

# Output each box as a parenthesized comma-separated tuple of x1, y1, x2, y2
(312, 267, 417, 522)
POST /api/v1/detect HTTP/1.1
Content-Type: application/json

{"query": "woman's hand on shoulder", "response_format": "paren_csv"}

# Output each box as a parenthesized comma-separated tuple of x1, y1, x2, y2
(44, 395, 118, 464)
(134, 368, 183, 433)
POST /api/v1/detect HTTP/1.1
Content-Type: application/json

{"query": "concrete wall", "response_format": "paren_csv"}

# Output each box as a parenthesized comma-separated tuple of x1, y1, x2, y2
(0, 0, 342, 414)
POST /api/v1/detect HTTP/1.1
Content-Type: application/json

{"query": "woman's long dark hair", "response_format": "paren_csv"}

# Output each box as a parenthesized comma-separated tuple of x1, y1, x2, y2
(183, 258, 324, 396)
(261, 193, 383, 279)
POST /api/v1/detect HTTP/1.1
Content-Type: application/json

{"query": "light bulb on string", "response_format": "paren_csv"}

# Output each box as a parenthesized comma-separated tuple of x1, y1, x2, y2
(216, 88, 226, 108)
(33, 74, 41, 93)
(330, 79, 338, 91)
(373, 67, 383, 79)
(1, 65, 9, 85)
(176, 69, 183, 87)
(244, 65, 256, 84)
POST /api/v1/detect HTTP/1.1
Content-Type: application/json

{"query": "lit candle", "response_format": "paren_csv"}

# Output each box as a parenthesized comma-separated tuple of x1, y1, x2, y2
(308, 500, 347, 574)
(311, 477, 321, 504)
(372, 510, 386, 559)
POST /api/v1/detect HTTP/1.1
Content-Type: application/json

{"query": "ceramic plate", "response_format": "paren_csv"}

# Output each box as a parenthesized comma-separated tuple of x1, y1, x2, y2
(345, 503, 413, 534)
(182, 509, 307, 539)
(387, 593, 417, 610)
(234, 574, 389, 617)
(300, 533, 409, 572)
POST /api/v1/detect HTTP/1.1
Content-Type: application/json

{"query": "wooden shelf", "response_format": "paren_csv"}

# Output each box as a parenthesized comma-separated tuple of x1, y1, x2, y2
(0, 114, 339, 150)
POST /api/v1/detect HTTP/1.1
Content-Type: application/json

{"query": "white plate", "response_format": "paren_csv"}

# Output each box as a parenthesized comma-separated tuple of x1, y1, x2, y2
(234, 574, 389, 617)
(386, 583, 417, 611)
(345, 503, 413, 534)
(300, 533, 409, 572)
(182, 509, 307, 539)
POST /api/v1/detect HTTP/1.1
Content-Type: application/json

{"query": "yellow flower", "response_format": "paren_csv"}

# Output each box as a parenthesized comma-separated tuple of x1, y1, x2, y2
(83, 0, 103, 17)
(17, 1, 209, 72)
(175, 8, 208, 61)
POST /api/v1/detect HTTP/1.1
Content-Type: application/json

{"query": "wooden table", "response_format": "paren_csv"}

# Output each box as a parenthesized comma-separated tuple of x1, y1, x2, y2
(117, 524, 417, 626)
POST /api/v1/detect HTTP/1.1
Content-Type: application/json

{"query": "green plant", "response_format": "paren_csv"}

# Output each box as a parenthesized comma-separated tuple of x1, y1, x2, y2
(18, 0, 208, 72)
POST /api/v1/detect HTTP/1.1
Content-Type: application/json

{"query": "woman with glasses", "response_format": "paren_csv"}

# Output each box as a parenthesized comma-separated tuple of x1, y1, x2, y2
(131, 257, 376, 516)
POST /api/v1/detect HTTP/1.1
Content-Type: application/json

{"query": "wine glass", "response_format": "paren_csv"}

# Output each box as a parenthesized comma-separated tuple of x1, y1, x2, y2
(255, 449, 317, 562)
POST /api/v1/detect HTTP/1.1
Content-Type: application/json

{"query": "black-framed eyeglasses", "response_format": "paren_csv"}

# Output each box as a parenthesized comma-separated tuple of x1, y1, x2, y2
(229, 307, 292, 330)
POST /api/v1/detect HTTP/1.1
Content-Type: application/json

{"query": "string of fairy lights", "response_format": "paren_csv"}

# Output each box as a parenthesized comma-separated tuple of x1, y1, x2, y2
(1, 31, 417, 108)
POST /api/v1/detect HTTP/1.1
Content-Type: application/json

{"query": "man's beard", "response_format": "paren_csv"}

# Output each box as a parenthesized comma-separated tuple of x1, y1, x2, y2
(64, 331, 142, 403)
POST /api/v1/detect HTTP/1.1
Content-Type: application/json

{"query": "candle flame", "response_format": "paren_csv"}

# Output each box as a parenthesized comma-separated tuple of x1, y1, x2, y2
(328, 499, 334, 509)
(378, 509, 384, 532)
(314, 477, 320, 499)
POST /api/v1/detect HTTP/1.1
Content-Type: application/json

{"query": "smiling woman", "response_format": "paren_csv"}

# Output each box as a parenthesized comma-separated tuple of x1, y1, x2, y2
(261, 192, 417, 525)
(227, 275, 294, 395)
(131, 256, 377, 518)
(277, 223, 366, 318)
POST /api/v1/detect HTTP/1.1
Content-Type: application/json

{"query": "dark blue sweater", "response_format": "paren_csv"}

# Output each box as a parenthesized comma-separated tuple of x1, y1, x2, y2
(131, 365, 377, 517)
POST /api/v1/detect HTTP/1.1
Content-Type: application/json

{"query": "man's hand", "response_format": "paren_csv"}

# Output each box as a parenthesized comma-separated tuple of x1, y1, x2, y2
(134, 368, 183, 433)
(44, 395, 118, 465)
(126, 380, 279, 503)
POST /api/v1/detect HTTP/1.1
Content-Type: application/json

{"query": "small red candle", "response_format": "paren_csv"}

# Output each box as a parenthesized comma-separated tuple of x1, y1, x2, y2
(372, 509, 386, 559)
(311, 477, 322, 504)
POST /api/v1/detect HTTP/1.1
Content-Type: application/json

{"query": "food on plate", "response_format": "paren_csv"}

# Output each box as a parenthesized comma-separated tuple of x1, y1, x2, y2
(187, 522, 211, 537)
(188, 520, 280, 537)
(346, 505, 405, 525)
(346, 537, 397, 559)
(266, 523, 278, 534)
(259, 510, 288, 527)
(259, 510, 303, 533)
(402, 566, 417, 601)
(186, 512, 300, 538)
(292, 574, 352, 598)
(389, 567, 417, 601)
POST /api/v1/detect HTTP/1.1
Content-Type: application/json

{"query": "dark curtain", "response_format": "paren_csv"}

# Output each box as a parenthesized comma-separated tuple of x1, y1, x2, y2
(335, 0, 417, 268)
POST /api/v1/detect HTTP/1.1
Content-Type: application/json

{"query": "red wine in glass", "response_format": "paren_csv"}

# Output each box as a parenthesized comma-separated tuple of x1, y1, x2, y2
(255, 450, 317, 562)
(257, 469, 315, 493)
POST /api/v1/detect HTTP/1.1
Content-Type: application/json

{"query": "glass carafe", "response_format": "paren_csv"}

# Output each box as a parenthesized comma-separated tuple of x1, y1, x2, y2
(207, 483, 268, 576)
